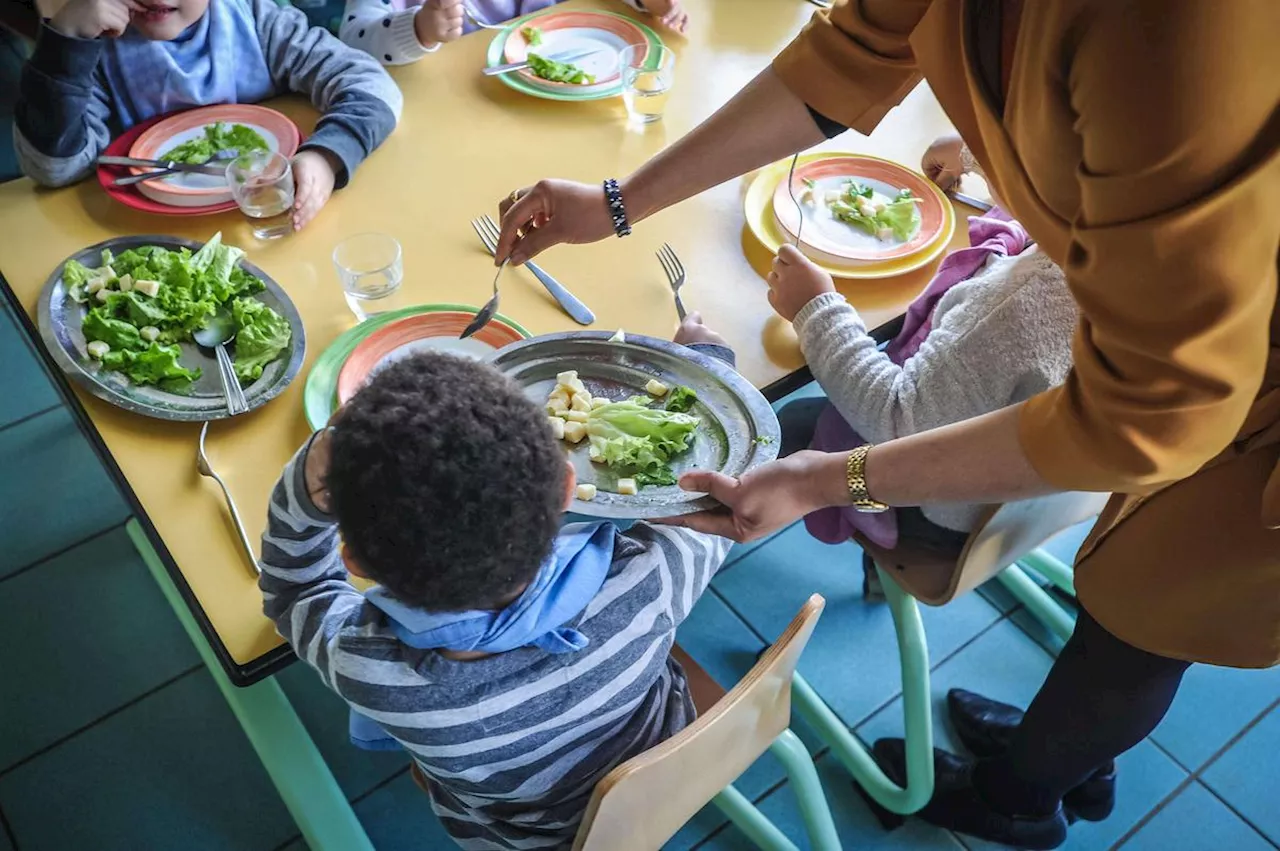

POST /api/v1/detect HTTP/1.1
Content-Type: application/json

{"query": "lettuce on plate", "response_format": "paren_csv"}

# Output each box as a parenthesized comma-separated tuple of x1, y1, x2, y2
(827, 181, 922, 242)
(101, 342, 201, 389)
(527, 53, 595, 85)
(587, 399, 699, 487)
(160, 122, 269, 165)
(231, 297, 292, 383)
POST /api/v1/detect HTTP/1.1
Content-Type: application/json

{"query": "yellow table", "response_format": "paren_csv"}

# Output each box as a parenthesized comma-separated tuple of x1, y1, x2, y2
(0, 0, 963, 680)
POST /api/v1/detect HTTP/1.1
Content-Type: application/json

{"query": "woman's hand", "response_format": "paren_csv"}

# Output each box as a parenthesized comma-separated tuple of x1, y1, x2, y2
(639, 0, 689, 34)
(921, 133, 965, 192)
(291, 150, 338, 232)
(658, 451, 847, 542)
(768, 244, 836, 321)
(495, 180, 616, 266)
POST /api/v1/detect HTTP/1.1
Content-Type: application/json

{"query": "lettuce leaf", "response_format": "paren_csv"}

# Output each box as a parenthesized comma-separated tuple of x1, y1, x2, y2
(101, 343, 201, 388)
(586, 400, 699, 487)
(82, 310, 142, 351)
(664, 385, 698, 414)
(231, 297, 291, 383)
(527, 53, 595, 84)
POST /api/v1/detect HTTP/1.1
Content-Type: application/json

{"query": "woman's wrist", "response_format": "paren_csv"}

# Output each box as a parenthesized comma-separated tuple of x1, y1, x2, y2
(787, 450, 856, 512)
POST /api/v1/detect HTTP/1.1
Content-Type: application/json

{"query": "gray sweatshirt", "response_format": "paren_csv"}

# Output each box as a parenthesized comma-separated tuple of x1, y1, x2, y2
(792, 247, 1078, 532)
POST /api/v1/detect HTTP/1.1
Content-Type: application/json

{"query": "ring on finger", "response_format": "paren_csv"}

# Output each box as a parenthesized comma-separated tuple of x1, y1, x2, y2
(509, 189, 522, 204)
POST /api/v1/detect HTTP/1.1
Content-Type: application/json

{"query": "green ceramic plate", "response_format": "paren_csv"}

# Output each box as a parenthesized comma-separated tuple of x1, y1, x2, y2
(485, 10, 663, 102)
(302, 304, 530, 430)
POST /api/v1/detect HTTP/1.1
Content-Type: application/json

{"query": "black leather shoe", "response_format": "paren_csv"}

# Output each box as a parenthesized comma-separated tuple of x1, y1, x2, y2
(947, 688, 1117, 822)
(871, 738, 1068, 850)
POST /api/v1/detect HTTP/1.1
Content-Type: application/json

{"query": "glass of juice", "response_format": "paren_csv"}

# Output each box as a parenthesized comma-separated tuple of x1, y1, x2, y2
(226, 151, 294, 240)
(620, 44, 675, 125)
(333, 233, 405, 322)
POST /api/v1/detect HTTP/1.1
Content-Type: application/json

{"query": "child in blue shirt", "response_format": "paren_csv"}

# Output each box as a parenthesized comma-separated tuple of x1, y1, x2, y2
(15, 0, 402, 230)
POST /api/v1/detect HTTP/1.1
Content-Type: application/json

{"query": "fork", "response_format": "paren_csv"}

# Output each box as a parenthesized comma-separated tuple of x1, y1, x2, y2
(461, 257, 507, 339)
(196, 422, 260, 576)
(464, 4, 505, 29)
(656, 242, 687, 321)
(786, 153, 804, 248)
(473, 215, 595, 325)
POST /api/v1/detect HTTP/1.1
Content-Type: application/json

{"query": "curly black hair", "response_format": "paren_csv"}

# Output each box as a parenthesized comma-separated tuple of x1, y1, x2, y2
(327, 352, 567, 612)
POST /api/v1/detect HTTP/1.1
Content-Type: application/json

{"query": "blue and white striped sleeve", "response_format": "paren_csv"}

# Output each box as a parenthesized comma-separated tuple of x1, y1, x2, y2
(627, 524, 732, 627)
(259, 436, 371, 690)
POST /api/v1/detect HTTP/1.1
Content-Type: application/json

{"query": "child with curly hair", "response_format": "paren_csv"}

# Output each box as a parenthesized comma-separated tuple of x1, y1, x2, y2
(259, 316, 736, 849)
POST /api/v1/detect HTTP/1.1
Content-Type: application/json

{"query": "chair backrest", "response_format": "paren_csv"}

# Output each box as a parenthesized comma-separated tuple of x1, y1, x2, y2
(864, 492, 1108, 606)
(572, 594, 826, 851)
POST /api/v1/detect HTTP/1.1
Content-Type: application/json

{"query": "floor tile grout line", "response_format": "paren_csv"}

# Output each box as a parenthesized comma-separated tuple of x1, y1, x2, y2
(1187, 695, 1280, 781)
(0, 402, 61, 438)
(1194, 778, 1280, 850)
(1108, 775, 1198, 850)
(0, 800, 19, 851)
(348, 764, 411, 807)
(0, 519, 130, 588)
(268, 832, 303, 851)
(0, 664, 203, 779)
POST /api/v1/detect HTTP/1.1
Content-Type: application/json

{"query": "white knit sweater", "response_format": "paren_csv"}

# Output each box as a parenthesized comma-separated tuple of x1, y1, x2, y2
(792, 247, 1078, 532)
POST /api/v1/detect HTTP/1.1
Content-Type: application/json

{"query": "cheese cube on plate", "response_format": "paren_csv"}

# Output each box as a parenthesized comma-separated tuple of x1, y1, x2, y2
(548, 416, 566, 440)
(565, 410, 590, 424)
(86, 341, 110, 359)
(644, 379, 669, 397)
(563, 421, 587, 444)
(575, 484, 598, 502)
(616, 478, 638, 496)
(570, 392, 593, 413)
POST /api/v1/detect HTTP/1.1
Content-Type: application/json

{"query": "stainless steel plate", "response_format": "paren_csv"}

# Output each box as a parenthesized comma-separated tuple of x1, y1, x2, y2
(487, 332, 781, 519)
(37, 235, 306, 421)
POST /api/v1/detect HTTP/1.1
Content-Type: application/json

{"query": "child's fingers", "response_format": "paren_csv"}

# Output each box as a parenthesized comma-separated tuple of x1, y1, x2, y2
(776, 244, 803, 266)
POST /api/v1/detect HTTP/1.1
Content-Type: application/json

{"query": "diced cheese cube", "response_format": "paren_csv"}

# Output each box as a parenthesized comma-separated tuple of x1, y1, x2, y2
(556, 370, 580, 387)
(870, 199, 886, 214)
(547, 397, 569, 416)
(644, 379, 669, 397)
(133, 279, 161, 298)
(94, 288, 111, 303)
(117, 273, 134, 292)
(616, 478, 638, 496)
(548, 416, 565, 440)
(102, 265, 116, 280)
(575, 484, 598, 501)
(588, 447, 604, 463)
(565, 410, 589, 423)
(85, 277, 107, 295)
(563, 421, 587, 444)
(608, 329, 626, 343)
(591, 397, 610, 410)
(86, 340, 110, 359)
(875, 227, 893, 241)
(570, 392, 593, 413)
(563, 378, 587, 396)
(139, 326, 161, 343)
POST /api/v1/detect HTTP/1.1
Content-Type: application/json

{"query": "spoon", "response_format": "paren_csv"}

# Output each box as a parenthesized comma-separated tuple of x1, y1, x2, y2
(194, 306, 249, 415)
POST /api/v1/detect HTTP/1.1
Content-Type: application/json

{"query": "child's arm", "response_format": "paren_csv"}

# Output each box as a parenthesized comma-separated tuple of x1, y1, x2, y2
(339, 0, 462, 67)
(13, 23, 114, 187)
(788, 249, 1073, 444)
(252, 0, 403, 189)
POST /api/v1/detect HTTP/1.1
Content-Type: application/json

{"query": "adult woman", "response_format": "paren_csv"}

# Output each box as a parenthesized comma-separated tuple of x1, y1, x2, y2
(496, 1, 1279, 847)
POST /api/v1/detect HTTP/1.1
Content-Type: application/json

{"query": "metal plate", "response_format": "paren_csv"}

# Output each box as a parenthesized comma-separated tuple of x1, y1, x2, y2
(37, 235, 306, 422)
(487, 332, 781, 519)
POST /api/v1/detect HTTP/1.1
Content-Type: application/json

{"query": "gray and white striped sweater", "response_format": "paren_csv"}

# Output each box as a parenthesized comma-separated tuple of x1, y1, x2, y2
(259, 443, 732, 850)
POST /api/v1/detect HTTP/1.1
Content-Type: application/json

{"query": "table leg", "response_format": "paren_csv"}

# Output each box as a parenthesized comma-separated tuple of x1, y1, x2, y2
(126, 520, 374, 851)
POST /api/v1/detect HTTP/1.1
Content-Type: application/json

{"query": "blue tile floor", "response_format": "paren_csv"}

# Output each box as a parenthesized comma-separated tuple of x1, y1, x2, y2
(2, 298, 1278, 850)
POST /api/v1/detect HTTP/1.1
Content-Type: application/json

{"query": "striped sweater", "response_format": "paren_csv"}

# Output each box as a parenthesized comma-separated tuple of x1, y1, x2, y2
(259, 442, 732, 850)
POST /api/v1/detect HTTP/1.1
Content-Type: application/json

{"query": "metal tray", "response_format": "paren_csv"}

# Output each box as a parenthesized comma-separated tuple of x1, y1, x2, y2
(37, 235, 306, 421)
(487, 332, 781, 519)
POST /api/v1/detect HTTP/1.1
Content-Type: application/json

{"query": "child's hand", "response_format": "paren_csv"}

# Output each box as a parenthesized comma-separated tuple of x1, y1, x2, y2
(921, 133, 965, 192)
(304, 423, 335, 514)
(415, 0, 464, 47)
(51, 0, 142, 39)
(291, 150, 338, 232)
(767, 244, 836, 322)
(674, 311, 727, 347)
(639, 0, 689, 33)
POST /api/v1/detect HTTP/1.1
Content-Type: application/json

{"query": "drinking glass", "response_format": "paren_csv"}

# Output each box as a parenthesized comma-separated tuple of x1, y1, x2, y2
(226, 151, 294, 240)
(620, 44, 676, 124)
(333, 233, 405, 322)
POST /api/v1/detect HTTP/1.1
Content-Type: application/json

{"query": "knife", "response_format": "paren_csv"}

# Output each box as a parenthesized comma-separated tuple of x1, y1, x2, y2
(947, 190, 994, 213)
(98, 156, 231, 176)
(483, 49, 602, 76)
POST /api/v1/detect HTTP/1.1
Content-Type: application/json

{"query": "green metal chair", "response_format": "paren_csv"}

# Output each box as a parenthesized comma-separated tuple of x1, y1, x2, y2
(575, 595, 841, 851)
(787, 492, 1108, 818)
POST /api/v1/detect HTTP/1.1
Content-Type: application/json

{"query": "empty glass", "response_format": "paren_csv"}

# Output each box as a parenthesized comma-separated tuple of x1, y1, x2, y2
(620, 44, 676, 125)
(226, 151, 294, 240)
(333, 233, 405, 322)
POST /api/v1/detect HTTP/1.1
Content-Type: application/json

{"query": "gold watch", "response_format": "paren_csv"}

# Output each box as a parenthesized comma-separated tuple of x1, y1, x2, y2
(847, 445, 890, 514)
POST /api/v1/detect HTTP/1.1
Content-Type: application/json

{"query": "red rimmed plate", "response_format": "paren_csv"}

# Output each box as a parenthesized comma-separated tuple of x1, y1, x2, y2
(97, 115, 237, 216)
(772, 156, 948, 265)
(336, 312, 527, 404)
(127, 104, 300, 208)
(502, 10, 648, 91)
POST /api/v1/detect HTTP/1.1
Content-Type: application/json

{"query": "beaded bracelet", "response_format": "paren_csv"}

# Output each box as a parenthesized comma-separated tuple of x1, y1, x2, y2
(603, 178, 632, 238)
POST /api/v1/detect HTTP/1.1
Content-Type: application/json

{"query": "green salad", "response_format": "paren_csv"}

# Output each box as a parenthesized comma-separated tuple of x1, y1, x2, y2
(63, 233, 292, 391)
(521, 25, 543, 46)
(160, 122, 268, 165)
(804, 179, 922, 242)
(527, 52, 595, 85)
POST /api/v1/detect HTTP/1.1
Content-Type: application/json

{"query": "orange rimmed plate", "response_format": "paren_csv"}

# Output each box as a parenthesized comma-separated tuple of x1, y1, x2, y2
(502, 10, 648, 92)
(127, 104, 301, 208)
(745, 153, 956, 280)
(336, 312, 527, 404)
(771, 155, 948, 265)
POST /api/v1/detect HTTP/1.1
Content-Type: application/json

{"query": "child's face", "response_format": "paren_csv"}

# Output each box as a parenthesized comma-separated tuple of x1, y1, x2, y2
(130, 0, 209, 40)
